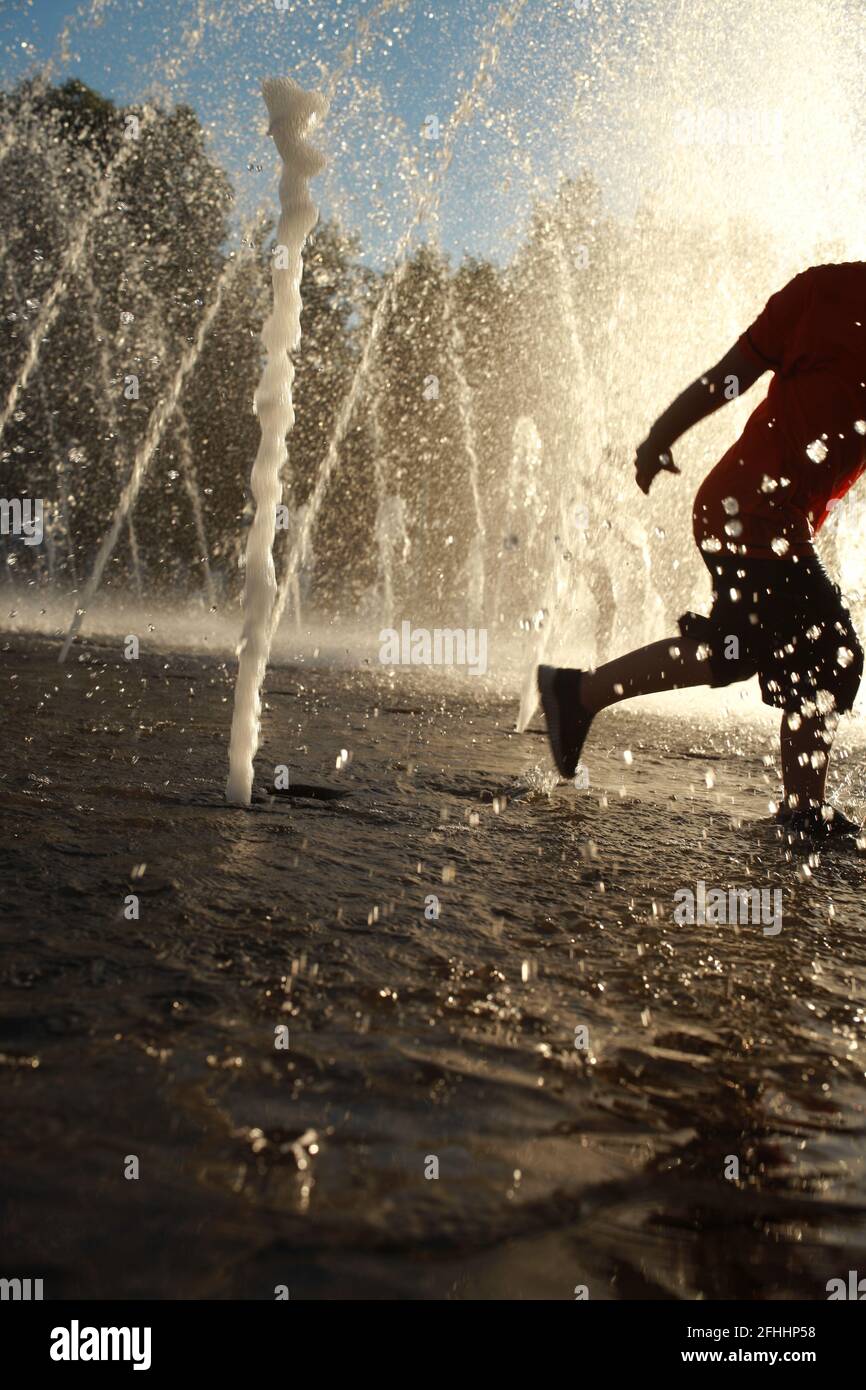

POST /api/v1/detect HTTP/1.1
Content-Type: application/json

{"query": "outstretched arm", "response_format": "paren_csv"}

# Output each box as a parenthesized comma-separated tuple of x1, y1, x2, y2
(635, 342, 767, 495)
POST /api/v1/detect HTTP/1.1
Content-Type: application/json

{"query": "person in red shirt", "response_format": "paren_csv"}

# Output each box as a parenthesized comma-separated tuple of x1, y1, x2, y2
(538, 263, 866, 839)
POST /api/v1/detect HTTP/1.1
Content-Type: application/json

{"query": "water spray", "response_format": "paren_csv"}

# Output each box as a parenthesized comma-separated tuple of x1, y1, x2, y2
(0, 106, 159, 450)
(57, 235, 252, 663)
(267, 0, 528, 640)
(225, 77, 327, 807)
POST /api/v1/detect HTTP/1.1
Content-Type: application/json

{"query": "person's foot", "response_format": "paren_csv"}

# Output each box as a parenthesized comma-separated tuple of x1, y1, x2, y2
(537, 664, 592, 779)
(776, 803, 862, 839)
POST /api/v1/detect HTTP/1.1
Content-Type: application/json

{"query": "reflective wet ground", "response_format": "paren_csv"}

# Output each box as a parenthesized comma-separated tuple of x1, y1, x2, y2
(2, 632, 866, 1299)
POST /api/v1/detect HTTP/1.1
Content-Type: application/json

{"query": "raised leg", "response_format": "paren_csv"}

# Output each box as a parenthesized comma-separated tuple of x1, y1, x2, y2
(579, 636, 713, 715)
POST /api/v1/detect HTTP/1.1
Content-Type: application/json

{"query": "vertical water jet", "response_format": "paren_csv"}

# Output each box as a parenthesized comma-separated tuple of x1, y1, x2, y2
(225, 77, 327, 806)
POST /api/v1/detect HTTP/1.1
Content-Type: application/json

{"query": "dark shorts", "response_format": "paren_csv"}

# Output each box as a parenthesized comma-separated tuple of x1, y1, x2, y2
(678, 551, 864, 716)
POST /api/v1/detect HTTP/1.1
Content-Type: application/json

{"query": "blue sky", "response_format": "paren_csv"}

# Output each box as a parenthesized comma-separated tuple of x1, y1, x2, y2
(1, 0, 612, 267)
(6, 1, 864, 275)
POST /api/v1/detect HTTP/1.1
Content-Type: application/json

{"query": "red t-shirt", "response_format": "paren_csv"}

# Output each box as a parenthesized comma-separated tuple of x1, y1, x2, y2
(694, 262, 866, 558)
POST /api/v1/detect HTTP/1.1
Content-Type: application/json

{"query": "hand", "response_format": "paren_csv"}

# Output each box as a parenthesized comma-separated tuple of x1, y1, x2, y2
(634, 436, 680, 495)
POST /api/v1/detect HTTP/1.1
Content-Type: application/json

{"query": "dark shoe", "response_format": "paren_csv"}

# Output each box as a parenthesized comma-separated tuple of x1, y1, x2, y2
(777, 804, 862, 839)
(537, 664, 592, 779)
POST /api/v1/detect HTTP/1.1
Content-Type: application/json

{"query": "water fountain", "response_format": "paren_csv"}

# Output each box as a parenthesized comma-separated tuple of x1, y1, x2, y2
(58, 234, 255, 663)
(495, 415, 544, 621)
(1, 0, 865, 715)
(0, 106, 158, 447)
(266, 0, 528, 640)
(8, 4, 866, 1313)
(225, 77, 327, 806)
(371, 491, 410, 629)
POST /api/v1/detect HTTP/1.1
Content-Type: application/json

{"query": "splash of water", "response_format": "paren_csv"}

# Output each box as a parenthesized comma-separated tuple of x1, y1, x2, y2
(283, 502, 316, 629)
(494, 415, 543, 619)
(58, 236, 253, 661)
(82, 263, 145, 594)
(361, 385, 411, 628)
(174, 407, 216, 609)
(9, 0, 866, 709)
(127, 518, 142, 596)
(130, 261, 217, 608)
(225, 77, 327, 806)
(318, 0, 406, 106)
(436, 225, 487, 620)
(0, 105, 157, 448)
(268, 0, 528, 641)
(373, 492, 410, 629)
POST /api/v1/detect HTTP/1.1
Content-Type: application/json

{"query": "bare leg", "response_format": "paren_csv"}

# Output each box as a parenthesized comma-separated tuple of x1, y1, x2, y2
(579, 636, 713, 715)
(580, 643, 837, 814)
(780, 712, 832, 811)
(555, 637, 850, 823)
